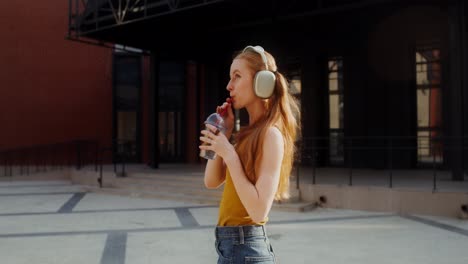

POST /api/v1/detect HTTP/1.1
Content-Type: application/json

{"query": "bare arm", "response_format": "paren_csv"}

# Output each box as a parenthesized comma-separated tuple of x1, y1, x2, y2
(204, 156, 226, 189)
(223, 127, 284, 223)
(201, 100, 234, 189)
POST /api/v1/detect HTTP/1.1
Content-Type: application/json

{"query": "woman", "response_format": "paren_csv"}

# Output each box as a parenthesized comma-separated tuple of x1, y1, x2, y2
(199, 45, 300, 263)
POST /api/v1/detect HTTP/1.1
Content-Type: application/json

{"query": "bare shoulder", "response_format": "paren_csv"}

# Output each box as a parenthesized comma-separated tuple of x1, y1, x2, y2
(259, 126, 284, 174)
(264, 126, 284, 150)
(265, 126, 283, 141)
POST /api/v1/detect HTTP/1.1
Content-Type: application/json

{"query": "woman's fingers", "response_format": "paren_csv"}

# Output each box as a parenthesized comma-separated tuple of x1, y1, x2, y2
(200, 128, 218, 144)
(199, 136, 210, 144)
(205, 124, 220, 134)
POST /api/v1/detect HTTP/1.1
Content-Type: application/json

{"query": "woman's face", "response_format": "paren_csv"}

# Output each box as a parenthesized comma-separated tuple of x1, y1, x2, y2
(226, 58, 256, 109)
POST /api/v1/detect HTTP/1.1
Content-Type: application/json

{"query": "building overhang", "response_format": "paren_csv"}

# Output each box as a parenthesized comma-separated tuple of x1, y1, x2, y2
(67, 0, 449, 56)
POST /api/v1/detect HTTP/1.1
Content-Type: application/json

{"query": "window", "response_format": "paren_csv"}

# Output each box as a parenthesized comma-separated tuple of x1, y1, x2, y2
(415, 47, 443, 164)
(328, 57, 344, 164)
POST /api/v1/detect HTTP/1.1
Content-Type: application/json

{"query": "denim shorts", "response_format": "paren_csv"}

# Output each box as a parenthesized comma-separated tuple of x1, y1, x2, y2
(215, 225, 276, 264)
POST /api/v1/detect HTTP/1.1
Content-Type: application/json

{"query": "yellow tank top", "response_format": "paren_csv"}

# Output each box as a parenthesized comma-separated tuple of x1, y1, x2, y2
(217, 169, 268, 226)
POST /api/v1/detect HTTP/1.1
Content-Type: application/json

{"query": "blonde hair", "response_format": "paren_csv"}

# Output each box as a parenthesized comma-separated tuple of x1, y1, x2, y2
(233, 48, 301, 201)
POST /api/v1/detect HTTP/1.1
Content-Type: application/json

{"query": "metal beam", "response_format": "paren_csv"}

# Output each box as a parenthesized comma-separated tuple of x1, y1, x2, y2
(65, 36, 150, 55)
(279, 0, 400, 21)
(209, 0, 402, 32)
(72, 0, 227, 36)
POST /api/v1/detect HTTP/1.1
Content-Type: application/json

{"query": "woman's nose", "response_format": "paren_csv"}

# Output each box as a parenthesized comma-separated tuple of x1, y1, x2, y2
(226, 81, 233, 91)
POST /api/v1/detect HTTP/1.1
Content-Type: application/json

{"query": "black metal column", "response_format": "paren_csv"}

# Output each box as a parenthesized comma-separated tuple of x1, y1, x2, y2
(301, 52, 325, 166)
(448, 1, 465, 181)
(462, 0, 468, 177)
(149, 51, 160, 168)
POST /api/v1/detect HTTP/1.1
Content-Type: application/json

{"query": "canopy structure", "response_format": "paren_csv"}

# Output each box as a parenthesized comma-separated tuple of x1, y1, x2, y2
(67, 0, 425, 54)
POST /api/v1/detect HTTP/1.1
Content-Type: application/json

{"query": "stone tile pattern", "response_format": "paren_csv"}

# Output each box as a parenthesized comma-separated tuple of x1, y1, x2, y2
(0, 181, 467, 264)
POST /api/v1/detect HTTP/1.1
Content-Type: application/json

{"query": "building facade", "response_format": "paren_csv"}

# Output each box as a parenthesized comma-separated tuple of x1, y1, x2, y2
(4, 1, 466, 181)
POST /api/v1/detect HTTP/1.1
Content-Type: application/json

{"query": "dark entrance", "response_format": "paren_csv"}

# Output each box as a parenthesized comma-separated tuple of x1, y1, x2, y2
(113, 52, 142, 162)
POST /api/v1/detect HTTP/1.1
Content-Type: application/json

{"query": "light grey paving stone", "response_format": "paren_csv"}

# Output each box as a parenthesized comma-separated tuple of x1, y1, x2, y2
(412, 214, 468, 231)
(268, 216, 468, 264)
(126, 229, 217, 264)
(0, 210, 181, 236)
(0, 234, 106, 264)
(269, 208, 391, 222)
(0, 194, 74, 214)
(189, 207, 219, 226)
(2, 179, 467, 264)
(74, 193, 199, 211)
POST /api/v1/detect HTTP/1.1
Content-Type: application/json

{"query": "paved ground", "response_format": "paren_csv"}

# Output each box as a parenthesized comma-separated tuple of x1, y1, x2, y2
(1, 180, 468, 264)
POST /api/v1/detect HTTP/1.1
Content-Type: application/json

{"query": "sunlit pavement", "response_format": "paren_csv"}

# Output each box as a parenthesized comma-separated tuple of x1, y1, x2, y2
(1, 180, 467, 264)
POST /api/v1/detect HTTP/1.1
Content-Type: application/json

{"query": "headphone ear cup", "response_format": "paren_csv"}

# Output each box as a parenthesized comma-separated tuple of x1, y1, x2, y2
(253, 71, 276, 99)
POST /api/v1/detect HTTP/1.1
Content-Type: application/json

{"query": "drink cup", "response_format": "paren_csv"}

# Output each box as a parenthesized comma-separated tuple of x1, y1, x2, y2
(200, 113, 226, 160)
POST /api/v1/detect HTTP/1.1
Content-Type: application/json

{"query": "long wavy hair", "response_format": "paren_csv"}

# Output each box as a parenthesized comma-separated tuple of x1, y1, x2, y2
(233, 48, 300, 201)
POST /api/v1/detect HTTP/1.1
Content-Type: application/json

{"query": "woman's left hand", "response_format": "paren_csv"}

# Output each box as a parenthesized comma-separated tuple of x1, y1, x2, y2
(199, 124, 236, 160)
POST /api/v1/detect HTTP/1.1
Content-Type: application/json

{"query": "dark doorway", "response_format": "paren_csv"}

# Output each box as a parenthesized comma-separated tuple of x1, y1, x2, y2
(113, 52, 142, 162)
(159, 61, 185, 162)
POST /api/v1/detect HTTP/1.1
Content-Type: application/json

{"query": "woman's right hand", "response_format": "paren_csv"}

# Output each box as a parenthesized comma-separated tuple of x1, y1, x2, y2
(217, 98, 234, 137)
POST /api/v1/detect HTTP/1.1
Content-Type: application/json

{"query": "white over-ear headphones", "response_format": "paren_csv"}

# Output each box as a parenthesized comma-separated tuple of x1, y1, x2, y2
(242, 45, 276, 99)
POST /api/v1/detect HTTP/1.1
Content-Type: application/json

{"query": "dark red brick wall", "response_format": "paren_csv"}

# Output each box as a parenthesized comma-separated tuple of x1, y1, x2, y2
(0, 1, 113, 150)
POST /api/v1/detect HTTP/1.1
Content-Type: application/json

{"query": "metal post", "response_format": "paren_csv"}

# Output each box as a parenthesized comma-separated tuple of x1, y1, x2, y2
(58, 145, 62, 171)
(36, 149, 39, 172)
(76, 141, 82, 170)
(388, 138, 393, 188)
(348, 138, 353, 186)
(296, 142, 300, 190)
(432, 141, 437, 192)
(114, 143, 117, 173)
(296, 162, 300, 189)
(26, 150, 29, 175)
(95, 142, 99, 172)
(121, 144, 126, 177)
(9, 154, 12, 176)
(312, 142, 316, 185)
(44, 147, 48, 172)
(68, 144, 71, 168)
(53, 146, 57, 171)
(99, 157, 103, 188)
(20, 152, 23, 175)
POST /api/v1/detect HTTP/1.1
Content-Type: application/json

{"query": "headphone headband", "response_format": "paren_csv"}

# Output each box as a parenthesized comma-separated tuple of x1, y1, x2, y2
(242, 45, 269, 71)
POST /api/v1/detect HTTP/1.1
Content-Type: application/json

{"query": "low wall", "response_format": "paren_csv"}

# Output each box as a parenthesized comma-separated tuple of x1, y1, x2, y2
(300, 183, 468, 217)
(70, 169, 117, 188)
(0, 169, 70, 181)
